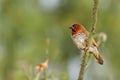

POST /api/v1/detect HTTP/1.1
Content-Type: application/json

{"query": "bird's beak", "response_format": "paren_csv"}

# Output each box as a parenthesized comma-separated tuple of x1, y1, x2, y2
(69, 26, 74, 30)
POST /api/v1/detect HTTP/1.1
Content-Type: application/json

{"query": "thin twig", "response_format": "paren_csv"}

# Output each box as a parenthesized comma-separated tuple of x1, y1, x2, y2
(44, 69, 47, 80)
(34, 72, 41, 80)
(78, 0, 99, 80)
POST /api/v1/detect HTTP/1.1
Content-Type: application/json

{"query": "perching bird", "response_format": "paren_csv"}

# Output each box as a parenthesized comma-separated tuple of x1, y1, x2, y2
(69, 24, 103, 65)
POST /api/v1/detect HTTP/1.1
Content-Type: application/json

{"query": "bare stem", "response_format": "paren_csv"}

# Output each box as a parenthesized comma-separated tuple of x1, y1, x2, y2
(34, 72, 41, 80)
(78, 0, 99, 80)
(44, 69, 47, 80)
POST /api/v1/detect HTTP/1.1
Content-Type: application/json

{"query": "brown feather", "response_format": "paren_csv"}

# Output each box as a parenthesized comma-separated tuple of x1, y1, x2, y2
(71, 24, 103, 65)
(80, 24, 97, 46)
(92, 52, 104, 65)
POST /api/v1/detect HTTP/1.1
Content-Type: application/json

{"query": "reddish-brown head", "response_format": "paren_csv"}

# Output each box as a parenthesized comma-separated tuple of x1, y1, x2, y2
(69, 24, 86, 35)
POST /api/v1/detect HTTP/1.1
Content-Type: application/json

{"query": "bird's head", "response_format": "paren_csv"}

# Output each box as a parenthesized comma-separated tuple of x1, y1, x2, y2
(69, 24, 84, 35)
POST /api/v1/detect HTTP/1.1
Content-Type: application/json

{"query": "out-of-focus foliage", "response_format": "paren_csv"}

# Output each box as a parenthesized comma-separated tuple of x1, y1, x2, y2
(0, 0, 120, 80)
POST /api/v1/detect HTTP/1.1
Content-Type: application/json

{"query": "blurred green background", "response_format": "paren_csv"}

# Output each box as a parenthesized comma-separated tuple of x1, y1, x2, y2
(0, 0, 120, 80)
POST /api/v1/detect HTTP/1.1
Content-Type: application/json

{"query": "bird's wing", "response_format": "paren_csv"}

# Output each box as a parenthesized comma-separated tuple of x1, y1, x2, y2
(92, 38, 97, 46)
(83, 29, 97, 46)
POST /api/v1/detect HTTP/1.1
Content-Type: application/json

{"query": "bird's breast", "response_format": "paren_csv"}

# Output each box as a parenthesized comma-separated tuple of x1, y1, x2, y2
(71, 32, 87, 49)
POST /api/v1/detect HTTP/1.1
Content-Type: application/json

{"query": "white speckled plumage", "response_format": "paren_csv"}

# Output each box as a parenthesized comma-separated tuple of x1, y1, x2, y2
(70, 24, 104, 64)
(71, 32, 87, 50)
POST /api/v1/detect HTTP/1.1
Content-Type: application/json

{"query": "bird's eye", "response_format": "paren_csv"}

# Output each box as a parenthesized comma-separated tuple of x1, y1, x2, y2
(69, 26, 74, 30)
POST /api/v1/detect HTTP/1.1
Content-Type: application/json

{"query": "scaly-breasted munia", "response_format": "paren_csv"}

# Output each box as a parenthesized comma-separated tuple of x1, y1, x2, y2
(69, 24, 103, 65)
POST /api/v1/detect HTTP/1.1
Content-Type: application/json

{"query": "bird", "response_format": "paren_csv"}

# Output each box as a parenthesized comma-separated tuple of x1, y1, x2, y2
(69, 24, 104, 65)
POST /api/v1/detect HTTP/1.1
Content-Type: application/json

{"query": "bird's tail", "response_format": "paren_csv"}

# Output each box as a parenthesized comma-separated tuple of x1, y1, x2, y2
(92, 52, 104, 65)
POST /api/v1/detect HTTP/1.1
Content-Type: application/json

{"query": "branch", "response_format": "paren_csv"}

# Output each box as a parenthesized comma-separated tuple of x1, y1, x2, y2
(78, 0, 99, 80)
